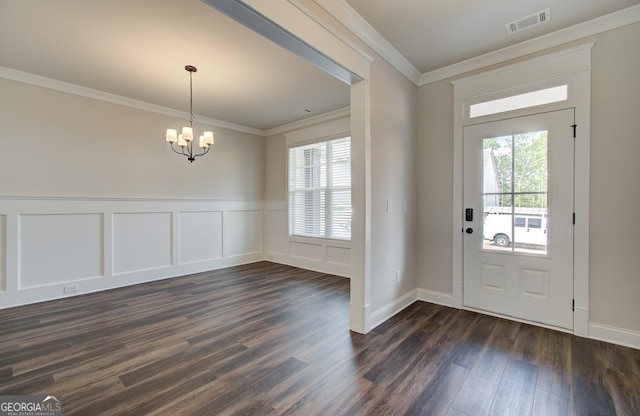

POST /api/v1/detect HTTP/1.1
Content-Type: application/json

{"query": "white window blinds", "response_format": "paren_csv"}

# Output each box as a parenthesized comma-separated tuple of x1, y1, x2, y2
(288, 136, 351, 240)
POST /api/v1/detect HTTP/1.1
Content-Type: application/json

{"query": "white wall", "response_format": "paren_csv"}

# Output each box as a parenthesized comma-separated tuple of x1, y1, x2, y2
(0, 78, 265, 308)
(588, 23, 640, 335)
(417, 22, 640, 345)
(0, 78, 264, 200)
(368, 55, 418, 324)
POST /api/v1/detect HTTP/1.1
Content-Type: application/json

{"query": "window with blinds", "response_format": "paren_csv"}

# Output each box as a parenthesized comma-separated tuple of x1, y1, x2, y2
(288, 136, 351, 240)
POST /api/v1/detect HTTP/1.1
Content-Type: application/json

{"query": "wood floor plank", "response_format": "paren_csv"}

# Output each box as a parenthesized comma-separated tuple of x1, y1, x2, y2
(450, 321, 514, 416)
(0, 261, 638, 415)
(535, 328, 573, 399)
(605, 368, 640, 416)
(572, 332, 607, 385)
(531, 388, 572, 416)
(489, 358, 538, 416)
(403, 363, 469, 415)
(573, 375, 617, 416)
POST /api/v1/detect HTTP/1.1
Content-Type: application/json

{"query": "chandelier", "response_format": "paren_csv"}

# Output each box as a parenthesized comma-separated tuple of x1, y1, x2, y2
(165, 65, 214, 163)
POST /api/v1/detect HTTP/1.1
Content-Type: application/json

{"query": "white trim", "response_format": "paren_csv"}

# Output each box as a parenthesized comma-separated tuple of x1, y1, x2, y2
(417, 288, 455, 308)
(265, 107, 350, 137)
(289, 0, 374, 66)
(313, 0, 421, 85)
(451, 43, 594, 94)
(0, 195, 263, 203)
(234, 0, 371, 81)
(589, 323, 640, 350)
(370, 289, 417, 330)
(348, 80, 372, 334)
(0, 66, 264, 136)
(574, 307, 589, 337)
(285, 117, 350, 145)
(452, 96, 464, 310)
(452, 44, 592, 335)
(421, 5, 639, 85)
(572, 66, 592, 338)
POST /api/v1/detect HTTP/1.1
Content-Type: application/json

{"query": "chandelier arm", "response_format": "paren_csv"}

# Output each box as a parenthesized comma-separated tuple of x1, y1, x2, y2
(169, 143, 186, 156)
(192, 146, 211, 159)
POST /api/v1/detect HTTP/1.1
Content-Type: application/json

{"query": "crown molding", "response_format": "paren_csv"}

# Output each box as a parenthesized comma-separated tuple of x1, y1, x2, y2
(265, 106, 350, 137)
(288, 0, 374, 66)
(420, 4, 640, 86)
(0, 66, 265, 136)
(313, 0, 422, 85)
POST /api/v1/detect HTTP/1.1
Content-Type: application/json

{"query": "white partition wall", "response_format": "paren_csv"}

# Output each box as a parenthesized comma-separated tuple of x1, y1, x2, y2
(0, 198, 263, 309)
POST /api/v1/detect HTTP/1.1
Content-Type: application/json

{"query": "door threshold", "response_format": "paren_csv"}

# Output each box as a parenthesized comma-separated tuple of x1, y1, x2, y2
(462, 305, 574, 335)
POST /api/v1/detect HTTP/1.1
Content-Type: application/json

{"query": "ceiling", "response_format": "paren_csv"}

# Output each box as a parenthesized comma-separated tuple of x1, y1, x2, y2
(0, 0, 637, 132)
(343, 0, 639, 73)
(0, 0, 350, 131)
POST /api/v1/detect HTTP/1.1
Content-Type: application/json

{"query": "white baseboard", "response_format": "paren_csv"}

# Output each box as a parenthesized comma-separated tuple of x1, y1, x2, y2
(417, 288, 455, 308)
(589, 322, 640, 350)
(369, 289, 418, 330)
(267, 251, 351, 278)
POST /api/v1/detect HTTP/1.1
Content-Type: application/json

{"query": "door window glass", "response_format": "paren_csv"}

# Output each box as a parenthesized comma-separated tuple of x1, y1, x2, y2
(482, 132, 548, 254)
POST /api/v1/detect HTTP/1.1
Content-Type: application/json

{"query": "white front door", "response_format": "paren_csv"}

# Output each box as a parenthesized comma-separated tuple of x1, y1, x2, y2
(463, 109, 574, 329)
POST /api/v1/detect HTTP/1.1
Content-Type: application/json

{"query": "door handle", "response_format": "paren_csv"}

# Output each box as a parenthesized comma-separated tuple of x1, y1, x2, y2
(465, 228, 473, 234)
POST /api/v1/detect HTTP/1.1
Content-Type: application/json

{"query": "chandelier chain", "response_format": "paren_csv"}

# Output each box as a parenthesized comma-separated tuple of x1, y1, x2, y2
(189, 70, 194, 125)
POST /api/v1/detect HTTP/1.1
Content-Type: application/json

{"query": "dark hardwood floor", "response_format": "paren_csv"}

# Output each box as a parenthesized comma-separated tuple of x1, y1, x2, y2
(1, 261, 638, 415)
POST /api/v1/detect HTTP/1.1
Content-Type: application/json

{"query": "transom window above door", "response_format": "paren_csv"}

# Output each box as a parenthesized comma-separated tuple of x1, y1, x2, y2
(469, 84, 568, 119)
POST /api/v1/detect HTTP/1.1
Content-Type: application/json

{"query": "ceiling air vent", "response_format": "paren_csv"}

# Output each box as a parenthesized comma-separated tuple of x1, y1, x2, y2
(506, 9, 550, 34)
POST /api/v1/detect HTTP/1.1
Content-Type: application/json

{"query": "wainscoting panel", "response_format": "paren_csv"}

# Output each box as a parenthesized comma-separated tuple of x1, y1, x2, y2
(113, 212, 172, 275)
(290, 240, 324, 262)
(19, 213, 103, 288)
(265, 209, 288, 256)
(327, 245, 350, 266)
(179, 211, 223, 264)
(0, 198, 264, 309)
(226, 210, 263, 257)
(265, 201, 351, 277)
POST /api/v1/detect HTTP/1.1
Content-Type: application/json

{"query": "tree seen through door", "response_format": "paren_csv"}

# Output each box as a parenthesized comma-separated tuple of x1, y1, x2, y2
(482, 131, 548, 253)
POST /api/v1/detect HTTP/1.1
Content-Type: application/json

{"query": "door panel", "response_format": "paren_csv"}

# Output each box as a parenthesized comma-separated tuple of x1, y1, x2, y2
(463, 109, 574, 329)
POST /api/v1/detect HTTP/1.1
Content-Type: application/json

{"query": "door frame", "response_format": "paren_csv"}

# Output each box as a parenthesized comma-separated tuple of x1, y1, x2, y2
(452, 43, 594, 336)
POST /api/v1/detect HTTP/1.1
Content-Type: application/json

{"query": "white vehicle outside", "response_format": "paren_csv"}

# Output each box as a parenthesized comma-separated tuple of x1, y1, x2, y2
(483, 211, 547, 247)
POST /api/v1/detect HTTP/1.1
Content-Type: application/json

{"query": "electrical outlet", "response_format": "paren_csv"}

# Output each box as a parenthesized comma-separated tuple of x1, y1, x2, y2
(396, 270, 401, 283)
(404, 200, 408, 212)
(63, 284, 79, 293)
(387, 199, 392, 213)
